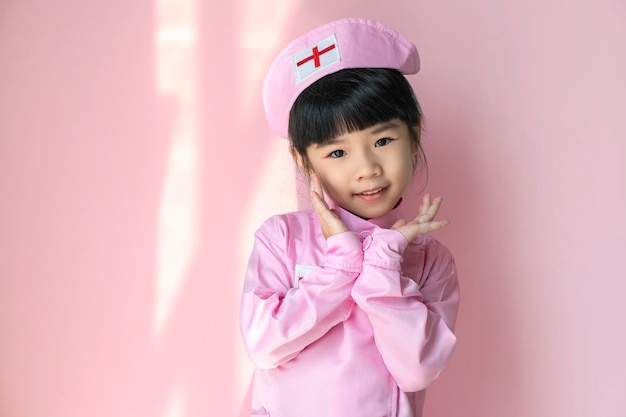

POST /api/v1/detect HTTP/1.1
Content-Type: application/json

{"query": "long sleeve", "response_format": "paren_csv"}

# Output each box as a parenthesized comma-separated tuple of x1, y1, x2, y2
(240, 215, 363, 369)
(351, 228, 460, 393)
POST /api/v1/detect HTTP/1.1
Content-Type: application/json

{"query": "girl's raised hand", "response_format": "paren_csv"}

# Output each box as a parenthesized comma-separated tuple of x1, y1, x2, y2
(310, 173, 350, 239)
(391, 193, 450, 243)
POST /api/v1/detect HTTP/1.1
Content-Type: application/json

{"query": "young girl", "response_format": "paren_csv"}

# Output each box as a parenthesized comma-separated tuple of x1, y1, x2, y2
(240, 18, 460, 417)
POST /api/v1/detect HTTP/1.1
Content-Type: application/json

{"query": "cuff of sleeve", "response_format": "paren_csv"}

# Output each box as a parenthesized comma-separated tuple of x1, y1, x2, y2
(362, 229, 408, 270)
(324, 231, 363, 272)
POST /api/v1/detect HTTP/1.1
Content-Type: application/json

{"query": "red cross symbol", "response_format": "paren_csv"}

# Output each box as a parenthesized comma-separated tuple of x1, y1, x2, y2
(296, 44, 337, 68)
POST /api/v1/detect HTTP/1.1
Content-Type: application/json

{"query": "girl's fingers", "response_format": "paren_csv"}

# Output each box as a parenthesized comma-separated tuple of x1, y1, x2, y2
(397, 219, 450, 242)
(391, 219, 407, 229)
(418, 193, 431, 217)
(425, 196, 443, 220)
(395, 194, 449, 242)
(310, 189, 330, 218)
(309, 173, 349, 238)
(310, 173, 324, 201)
(417, 196, 443, 223)
(311, 192, 349, 238)
(310, 174, 330, 216)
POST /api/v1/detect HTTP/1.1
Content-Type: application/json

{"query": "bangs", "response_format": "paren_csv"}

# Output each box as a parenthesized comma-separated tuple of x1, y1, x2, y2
(288, 68, 421, 155)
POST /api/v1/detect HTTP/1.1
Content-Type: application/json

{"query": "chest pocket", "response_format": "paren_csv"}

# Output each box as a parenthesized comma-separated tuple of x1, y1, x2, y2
(293, 264, 316, 288)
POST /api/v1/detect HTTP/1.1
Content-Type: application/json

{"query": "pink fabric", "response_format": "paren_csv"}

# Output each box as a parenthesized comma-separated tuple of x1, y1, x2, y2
(262, 18, 420, 138)
(239, 204, 459, 416)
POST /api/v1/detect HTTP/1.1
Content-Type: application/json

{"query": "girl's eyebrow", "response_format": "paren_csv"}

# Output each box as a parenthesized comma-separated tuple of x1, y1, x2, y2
(314, 137, 346, 149)
(369, 120, 401, 134)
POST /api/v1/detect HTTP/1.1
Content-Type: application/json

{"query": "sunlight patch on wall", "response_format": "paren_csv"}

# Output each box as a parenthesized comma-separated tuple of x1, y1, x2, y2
(153, 0, 200, 347)
(233, 1, 301, 411)
(163, 383, 188, 417)
(237, 0, 299, 118)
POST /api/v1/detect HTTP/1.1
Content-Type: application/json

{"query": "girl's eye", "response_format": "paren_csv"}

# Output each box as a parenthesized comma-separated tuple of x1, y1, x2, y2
(328, 149, 346, 158)
(375, 138, 392, 147)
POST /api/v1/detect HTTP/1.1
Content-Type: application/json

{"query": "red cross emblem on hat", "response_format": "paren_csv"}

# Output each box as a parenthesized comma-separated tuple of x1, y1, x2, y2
(292, 34, 341, 83)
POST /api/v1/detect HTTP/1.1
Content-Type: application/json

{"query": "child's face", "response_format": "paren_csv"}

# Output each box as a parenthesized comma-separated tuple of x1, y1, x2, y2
(304, 119, 417, 219)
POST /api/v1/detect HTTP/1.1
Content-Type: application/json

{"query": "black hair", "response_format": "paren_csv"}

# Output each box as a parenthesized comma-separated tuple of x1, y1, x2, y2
(288, 67, 426, 174)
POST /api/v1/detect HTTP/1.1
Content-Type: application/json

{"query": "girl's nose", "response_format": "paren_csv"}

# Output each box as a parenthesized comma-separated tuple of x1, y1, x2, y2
(353, 152, 382, 180)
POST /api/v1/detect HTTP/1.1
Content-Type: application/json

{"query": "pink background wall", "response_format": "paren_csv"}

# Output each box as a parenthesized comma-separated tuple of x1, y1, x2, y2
(1, 1, 625, 416)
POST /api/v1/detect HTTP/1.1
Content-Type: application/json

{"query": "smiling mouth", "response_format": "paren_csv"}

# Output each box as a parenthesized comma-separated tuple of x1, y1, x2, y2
(358, 187, 385, 196)
(355, 186, 388, 201)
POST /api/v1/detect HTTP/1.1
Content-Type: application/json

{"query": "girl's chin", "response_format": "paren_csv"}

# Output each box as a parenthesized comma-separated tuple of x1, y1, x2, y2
(344, 202, 394, 220)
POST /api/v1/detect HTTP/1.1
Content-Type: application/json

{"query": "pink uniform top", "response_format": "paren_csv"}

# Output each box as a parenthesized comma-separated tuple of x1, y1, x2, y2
(240, 203, 460, 417)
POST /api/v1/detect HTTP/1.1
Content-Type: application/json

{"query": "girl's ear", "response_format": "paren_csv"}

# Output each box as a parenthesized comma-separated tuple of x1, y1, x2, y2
(290, 147, 309, 175)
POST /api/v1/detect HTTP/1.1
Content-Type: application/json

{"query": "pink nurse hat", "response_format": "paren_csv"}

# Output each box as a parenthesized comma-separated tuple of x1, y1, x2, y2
(262, 17, 420, 138)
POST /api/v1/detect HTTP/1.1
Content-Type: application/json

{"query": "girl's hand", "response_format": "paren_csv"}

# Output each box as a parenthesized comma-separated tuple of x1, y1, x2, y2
(391, 193, 450, 243)
(310, 173, 350, 240)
